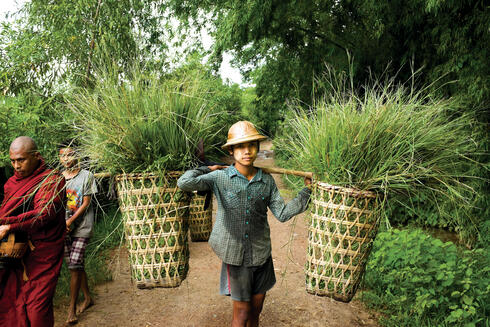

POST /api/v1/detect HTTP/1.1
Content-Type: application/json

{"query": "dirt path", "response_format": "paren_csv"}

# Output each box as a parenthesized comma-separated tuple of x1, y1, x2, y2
(54, 142, 379, 327)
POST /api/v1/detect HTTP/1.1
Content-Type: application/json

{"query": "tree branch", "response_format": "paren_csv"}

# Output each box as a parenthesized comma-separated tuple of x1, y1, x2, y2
(85, 0, 103, 85)
(294, 25, 349, 52)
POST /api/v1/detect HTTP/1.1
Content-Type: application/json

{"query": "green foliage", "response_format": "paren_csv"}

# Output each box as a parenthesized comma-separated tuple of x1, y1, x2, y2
(240, 87, 255, 118)
(383, 116, 489, 245)
(0, 0, 179, 95)
(469, 121, 490, 249)
(55, 204, 124, 300)
(239, 84, 280, 136)
(361, 229, 490, 326)
(383, 191, 441, 227)
(69, 64, 224, 173)
(276, 71, 477, 191)
(168, 52, 244, 153)
(167, 0, 351, 134)
(275, 71, 483, 244)
(246, 61, 291, 135)
(0, 93, 72, 168)
(168, 0, 489, 135)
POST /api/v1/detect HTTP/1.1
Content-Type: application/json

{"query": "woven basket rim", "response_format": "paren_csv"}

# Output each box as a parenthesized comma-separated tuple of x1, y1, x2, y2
(315, 181, 377, 198)
(115, 171, 184, 181)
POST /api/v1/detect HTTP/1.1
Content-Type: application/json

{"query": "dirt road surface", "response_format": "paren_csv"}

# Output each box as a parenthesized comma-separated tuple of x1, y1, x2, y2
(54, 142, 379, 327)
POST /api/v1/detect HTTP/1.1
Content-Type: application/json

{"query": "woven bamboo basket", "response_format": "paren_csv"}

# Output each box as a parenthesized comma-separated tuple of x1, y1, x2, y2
(189, 192, 213, 242)
(116, 172, 190, 289)
(305, 181, 379, 302)
(0, 233, 28, 259)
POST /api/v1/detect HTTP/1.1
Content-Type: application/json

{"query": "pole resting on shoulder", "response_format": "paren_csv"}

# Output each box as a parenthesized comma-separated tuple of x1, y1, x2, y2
(255, 166, 313, 179)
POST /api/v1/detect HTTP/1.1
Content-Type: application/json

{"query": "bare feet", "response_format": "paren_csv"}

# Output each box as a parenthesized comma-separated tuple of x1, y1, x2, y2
(77, 298, 94, 315)
(64, 313, 78, 326)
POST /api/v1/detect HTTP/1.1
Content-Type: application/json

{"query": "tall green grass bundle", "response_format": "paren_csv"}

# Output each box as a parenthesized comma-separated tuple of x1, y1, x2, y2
(67, 67, 223, 288)
(275, 73, 480, 237)
(68, 68, 222, 173)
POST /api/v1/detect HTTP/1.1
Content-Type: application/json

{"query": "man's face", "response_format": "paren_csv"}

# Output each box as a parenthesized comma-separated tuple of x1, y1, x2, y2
(10, 148, 40, 177)
(59, 147, 77, 169)
(230, 141, 259, 168)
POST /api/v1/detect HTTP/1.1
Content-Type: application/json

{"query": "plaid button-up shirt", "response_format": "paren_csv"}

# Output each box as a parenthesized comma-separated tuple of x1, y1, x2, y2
(177, 165, 311, 266)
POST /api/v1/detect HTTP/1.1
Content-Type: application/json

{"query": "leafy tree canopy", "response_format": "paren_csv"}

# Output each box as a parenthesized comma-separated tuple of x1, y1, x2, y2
(0, 0, 188, 95)
(167, 0, 489, 133)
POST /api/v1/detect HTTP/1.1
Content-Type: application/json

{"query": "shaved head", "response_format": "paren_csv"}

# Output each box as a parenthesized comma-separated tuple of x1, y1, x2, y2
(10, 136, 38, 154)
(9, 136, 41, 177)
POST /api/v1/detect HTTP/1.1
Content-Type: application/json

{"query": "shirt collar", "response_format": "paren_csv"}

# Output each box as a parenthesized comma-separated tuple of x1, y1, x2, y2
(227, 164, 239, 177)
(227, 164, 264, 182)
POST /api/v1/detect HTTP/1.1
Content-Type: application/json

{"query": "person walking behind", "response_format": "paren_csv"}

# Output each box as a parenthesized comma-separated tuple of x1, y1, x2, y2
(59, 142, 97, 325)
(178, 121, 312, 327)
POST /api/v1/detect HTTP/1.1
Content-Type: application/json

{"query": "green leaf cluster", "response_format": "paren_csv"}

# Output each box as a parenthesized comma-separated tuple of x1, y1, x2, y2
(362, 229, 489, 327)
(1, 0, 176, 95)
(0, 93, 72, 168)
(168, 0, 489, 121)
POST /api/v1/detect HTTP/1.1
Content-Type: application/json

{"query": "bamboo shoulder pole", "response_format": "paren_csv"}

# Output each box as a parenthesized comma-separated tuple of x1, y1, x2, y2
(93, 167, 314, 179)
(256, 166, 313, 179)
(94, 172, 112, 179)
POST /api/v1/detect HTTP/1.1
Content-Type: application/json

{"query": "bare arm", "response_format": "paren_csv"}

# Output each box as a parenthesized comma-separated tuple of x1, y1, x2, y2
(0, 225, 10, 239)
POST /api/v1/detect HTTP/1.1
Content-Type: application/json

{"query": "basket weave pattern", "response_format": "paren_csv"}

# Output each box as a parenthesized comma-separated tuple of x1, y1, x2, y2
(189, 193, 213, 242)
(0, 233, 27, 259)
(305, 181, 378, 302)
(116, 172, 190, 289)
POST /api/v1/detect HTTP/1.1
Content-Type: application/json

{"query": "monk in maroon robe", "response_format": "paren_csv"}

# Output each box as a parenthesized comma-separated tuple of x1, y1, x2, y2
(0, 136, 66, 327)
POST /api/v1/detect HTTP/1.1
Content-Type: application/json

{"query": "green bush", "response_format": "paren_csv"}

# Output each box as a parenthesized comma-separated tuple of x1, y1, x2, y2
(0, 93, 72, 168)
(361, 229, 490, 326)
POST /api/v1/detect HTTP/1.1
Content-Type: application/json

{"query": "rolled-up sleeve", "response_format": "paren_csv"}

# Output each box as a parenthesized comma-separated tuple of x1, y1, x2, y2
(177, 166, 215, 192)
(269, 185, 311, 222)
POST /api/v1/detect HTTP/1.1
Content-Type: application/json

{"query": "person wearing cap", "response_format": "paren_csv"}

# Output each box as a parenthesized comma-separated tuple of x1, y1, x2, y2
(178, 121, 311, 327)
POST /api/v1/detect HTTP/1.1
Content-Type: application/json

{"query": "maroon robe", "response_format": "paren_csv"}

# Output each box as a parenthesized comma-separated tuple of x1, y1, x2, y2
(0, 159, 66, 327)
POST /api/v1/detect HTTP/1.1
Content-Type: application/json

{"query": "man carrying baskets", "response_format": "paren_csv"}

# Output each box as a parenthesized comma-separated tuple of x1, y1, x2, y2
(0, 136, 66, 327)
(178, 121, 312, 327)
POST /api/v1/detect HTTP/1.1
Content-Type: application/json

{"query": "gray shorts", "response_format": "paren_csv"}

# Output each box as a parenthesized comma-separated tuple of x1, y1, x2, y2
(220, 256, 276, 302)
